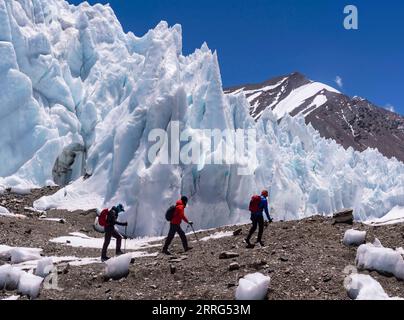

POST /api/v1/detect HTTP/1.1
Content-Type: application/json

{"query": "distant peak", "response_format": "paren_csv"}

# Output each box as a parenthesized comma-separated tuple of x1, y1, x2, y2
(289, 71, 307, 78)
(280, 71, 311, 84)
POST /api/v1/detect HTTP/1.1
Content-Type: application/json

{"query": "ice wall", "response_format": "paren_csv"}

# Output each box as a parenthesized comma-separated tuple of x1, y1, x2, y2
(0, 0, 402, 236)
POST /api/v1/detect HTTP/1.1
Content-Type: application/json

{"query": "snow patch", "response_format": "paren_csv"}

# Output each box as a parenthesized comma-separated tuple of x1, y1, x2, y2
(35, 258, 54, 278)
(40, 217, 66, 223)
(10, 187, 31, 195)
(343, 229, 366, 246)
(50, 232, 163, 250)
(199, 231, 233, 242)
(301, 94, 327, 117)
(0, 264, 23, 290)
(0, 245, 43, 264)
(365, 206, 404, 226)
(272, 82, 339, 119)
(346, 274, 402, 300)
(235, 272, 270, 300)
(17, 272, 43, 299)
(104, 253, 132, 280)
(0, 206, 12, 216)
(1, 295, 20, 300)
(356, 241, 404, 280)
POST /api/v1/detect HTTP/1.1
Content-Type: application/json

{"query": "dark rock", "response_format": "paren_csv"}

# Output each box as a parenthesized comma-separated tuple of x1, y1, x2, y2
(233, 228, 242, 236)
(170, 259, 183, 263)
(229, 262, 240, 271)
(63, 264, 70, 274)
(219, 252, 239, 259)
(24, 229, 32, 235)
(279, 256, 289, 262)
(332, 209, 354, 225)
(250, 260, 267, 270)
(170, 265, 176, 275)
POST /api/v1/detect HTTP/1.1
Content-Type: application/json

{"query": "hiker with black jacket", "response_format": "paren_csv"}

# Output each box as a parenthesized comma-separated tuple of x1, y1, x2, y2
(162, 196, 193, 255)
(101, 204, 128, 262)
(245, 190, 273, 248)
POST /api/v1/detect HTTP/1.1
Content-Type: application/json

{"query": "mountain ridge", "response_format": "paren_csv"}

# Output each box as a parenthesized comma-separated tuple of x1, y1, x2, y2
(225, 72, 404, 162)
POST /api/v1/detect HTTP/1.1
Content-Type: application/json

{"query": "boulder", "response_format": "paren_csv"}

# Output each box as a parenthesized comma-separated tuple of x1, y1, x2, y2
(219, 252, 240, 259)
(229, 262, 240, 271)
(333, 209, 354, 225)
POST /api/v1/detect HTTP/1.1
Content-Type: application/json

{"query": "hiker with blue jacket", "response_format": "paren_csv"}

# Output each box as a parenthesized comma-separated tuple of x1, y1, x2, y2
(245, 190, 273, 248)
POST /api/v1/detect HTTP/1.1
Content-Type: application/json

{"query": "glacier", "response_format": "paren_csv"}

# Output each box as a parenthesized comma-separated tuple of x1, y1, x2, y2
(0, 0, 403, 236)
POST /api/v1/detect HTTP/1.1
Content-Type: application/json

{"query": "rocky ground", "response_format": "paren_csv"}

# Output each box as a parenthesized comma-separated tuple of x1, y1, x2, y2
(1, 188, 403, 300)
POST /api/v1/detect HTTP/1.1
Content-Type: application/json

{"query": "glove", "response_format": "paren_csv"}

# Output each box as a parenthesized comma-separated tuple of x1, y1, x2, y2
(188, 221, 194, 226)
(268, 217, 274, 223)
(123, 222, 128, 226)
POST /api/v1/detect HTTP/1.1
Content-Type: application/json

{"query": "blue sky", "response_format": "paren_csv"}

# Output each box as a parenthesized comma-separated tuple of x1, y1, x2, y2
(69, 0, 404, 115)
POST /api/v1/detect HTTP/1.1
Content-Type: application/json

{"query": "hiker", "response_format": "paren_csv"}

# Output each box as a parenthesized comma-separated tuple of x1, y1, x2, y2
(101, 204, 128, 262)
(245, 190, 273, 248)
(162, 196, 193, 255)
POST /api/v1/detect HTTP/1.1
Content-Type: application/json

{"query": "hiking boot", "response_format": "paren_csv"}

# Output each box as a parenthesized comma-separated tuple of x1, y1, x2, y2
(101, 256, 110, 262)
(244, 239, 254, 249)
(162, 249, 172, 255)
(116, 250, 125, 256)
(184, 247, 193, 252)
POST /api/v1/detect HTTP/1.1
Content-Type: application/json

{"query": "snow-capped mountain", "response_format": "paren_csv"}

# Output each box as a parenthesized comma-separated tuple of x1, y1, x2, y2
(225, 72, 404, 162)
(0, 0, 403, 237)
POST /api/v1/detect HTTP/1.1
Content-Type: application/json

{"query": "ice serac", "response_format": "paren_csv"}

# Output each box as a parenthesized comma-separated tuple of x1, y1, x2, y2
(0, 0, 402, 237)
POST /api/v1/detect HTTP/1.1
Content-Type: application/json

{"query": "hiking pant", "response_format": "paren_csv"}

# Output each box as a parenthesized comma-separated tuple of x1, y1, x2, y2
(246, 214, 264, 243)
(163, 224, 188, 251)
(101, 227, 122, 258)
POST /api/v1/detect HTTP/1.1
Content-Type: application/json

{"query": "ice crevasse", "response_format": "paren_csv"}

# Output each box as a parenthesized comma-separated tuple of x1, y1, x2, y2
(0, 0, 402, 237)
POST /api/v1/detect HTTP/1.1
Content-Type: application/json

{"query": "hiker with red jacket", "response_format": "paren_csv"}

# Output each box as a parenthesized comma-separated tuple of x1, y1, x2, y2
(101, 204, 128, 262)
(245, 190, 273, 248)
(162, 196, 193, 255)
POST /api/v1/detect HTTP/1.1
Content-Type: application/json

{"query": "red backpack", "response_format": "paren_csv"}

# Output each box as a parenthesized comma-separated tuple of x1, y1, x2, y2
(249, 195, 261, 213)
(98, 208, 109, 227)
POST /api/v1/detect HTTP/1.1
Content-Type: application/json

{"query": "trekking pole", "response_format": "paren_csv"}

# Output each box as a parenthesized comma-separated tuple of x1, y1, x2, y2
(189, 224, 212, 269)
(124, 225, 127, 253)
(190, 224, 203, 252)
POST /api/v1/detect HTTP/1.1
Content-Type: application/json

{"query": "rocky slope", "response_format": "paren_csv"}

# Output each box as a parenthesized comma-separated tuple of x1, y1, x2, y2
(1, 188, 403, 300)
(225, 72, 404, 162)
